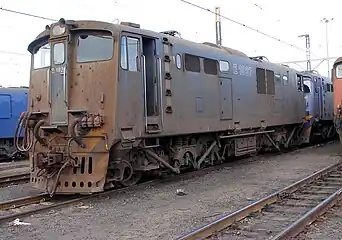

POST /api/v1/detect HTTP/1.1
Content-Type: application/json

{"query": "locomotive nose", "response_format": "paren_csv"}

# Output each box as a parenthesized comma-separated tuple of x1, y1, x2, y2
(334, 81, 342, 114)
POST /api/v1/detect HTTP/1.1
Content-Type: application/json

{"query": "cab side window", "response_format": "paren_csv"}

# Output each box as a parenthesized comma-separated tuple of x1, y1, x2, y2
(121, 36, 140, 72)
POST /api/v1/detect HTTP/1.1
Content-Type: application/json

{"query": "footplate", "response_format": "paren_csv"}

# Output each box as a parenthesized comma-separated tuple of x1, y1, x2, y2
(31, 152, 109, 194)
(30, 132, 109, 194)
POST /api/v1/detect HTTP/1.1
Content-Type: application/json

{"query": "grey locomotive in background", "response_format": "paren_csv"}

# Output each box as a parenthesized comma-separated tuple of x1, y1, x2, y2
(20, 20, 335, 194)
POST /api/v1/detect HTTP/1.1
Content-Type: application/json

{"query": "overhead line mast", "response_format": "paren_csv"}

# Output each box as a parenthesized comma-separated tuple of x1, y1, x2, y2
(298, 34, 311, 71)
(215, 7, 222, 46)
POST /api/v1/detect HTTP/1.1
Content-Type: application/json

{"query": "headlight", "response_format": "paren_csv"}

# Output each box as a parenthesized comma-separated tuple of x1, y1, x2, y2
(336, 64, 342, 78)
(52, 25, 66, 36)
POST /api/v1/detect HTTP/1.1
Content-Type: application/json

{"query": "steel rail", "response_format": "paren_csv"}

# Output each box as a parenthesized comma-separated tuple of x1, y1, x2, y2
(0, 193, 50, 211)
(176, 161, 342, 240)
(0, 195, 88, 224)
(0, 162, 29, 171)
(0, 172, 30, 185)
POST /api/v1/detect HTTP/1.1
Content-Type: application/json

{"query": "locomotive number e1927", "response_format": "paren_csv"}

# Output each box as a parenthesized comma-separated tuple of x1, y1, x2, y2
(232, 63, 252, 77)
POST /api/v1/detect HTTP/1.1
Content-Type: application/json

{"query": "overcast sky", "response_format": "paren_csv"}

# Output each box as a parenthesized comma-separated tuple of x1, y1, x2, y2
(0, 0, 340, 87)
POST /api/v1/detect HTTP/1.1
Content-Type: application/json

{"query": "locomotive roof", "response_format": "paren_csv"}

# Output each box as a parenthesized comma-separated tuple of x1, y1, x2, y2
(31, 19, 329, 80)
(118, 22, 250, 58)
(334, 57, 342, 66)
(0, 87, 28, 95)
(32, 19, 249, 58)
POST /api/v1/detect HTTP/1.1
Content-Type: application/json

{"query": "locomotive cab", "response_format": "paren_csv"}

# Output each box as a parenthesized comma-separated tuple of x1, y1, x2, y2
(17, 19, 121, 195)
(16, 19, 167, 195)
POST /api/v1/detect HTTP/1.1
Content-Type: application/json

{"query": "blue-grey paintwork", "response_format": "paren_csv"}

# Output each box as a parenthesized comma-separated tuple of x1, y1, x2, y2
(0, 87, 28, 138)
(114, 23, 333, 139)
(0, 87, 28, 159)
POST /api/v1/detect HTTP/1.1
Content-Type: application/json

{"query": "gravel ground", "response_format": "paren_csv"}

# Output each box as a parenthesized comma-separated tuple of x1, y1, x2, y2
(0, 183, 44, 203)
(0, 162, 43, 202)
(0, 142, 341, 240)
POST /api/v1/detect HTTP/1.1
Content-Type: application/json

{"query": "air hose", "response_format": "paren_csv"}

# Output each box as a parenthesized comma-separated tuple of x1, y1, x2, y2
(47, 118, 84, 196)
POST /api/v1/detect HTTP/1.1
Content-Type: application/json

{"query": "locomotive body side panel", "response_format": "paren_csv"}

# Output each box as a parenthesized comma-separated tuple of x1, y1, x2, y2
(112, 25, 308, 139)
(129, 35, 308, 137)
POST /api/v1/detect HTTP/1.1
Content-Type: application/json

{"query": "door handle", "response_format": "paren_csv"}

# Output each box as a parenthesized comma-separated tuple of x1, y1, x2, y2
(141, 55, 147, 123)
(47, 68, 51, 104)
(62, 67, 67, 103)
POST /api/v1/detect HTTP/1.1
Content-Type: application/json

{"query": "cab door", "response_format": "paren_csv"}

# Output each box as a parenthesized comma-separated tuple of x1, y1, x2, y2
(119, 33, 144, 134)
(49, 40, 68, 125)
(119, 32, 163, 136)
(141, 36, 163, 134)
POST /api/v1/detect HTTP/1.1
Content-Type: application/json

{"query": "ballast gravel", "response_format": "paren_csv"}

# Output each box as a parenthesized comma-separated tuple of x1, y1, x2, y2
(0, 142, 341, 240)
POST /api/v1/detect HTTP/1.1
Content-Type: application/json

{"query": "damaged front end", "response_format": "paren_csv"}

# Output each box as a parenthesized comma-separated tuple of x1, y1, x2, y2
(15, 18, 115, 196)
(15, 111, 109, 196)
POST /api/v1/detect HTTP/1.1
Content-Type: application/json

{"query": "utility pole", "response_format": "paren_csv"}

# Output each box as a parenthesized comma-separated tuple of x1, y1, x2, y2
(215, 7, 222, 46)
(298, 34, 311, 71)
(321, 17, 334, 78)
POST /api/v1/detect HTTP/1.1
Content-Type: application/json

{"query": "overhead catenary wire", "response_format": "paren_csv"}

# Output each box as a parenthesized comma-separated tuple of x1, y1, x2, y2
(1, 3, 328, 60)
(179, 0, 316, 55)
(0, 50, 30, 57)
(0, 7, 56, 21)
(0, 8, 54, 58)
(248, 1, 281, 23)
(1, 3, 311, 55)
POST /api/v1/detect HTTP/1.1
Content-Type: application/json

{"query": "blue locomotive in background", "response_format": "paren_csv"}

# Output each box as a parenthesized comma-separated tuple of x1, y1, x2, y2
(0, 86, 28, 161)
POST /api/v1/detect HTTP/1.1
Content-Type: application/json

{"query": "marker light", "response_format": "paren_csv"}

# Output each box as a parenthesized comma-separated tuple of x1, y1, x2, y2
(52, 25, 66, 36)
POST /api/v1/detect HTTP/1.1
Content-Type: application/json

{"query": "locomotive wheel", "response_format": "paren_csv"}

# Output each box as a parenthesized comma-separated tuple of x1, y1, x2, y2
(321, 125, 329, 140)
(249, 152, 258, 157)
(120, 171, 143, 187)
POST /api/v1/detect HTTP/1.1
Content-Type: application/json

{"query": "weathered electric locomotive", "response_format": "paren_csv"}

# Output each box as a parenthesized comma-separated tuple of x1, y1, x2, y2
(16, 19, 334, 195)
(333, 57, 342, 142)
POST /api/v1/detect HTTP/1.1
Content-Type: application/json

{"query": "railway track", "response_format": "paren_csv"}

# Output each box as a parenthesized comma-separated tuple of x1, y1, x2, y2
(0, 172, 30, 187)
(0, 160, 29, 171)
(0, 160, 30, 187)
(0, 193, 49, 211)
(0, 140, 336, 226)
(176, 160, 342, 240)
(0, 193, 87, 224)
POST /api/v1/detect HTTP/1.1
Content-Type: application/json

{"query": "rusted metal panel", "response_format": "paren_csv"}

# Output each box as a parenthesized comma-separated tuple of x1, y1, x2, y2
(25, 21, 118, 194)
(31, 130, 109, 194)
